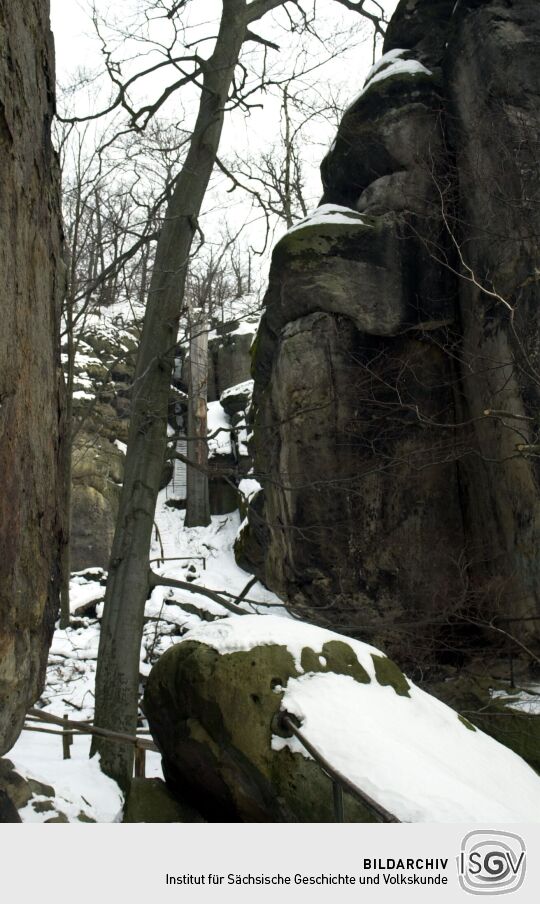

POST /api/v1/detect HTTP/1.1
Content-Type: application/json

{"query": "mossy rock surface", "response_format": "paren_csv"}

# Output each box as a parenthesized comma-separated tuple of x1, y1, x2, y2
(71, 434, 124, 570)
(123, 778, 205, 823)
(143, 635, 410, 822)
(372, 654, 410, 697)
(0, 759, 34, 809)
(0, 789, 21, 823)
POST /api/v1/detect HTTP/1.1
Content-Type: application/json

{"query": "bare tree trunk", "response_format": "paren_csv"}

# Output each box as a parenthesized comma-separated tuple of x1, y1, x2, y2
(185, 316, 210, 527)
(282, 85, 294, 229)
(59, 201, 81, 629)
(92, 0, 251, 789)
(59, 339, 74, 630)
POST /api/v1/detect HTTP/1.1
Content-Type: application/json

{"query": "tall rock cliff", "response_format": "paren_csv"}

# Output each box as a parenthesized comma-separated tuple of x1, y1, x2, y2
(247, 0, 540, 666)
(0, 1, 63, 753)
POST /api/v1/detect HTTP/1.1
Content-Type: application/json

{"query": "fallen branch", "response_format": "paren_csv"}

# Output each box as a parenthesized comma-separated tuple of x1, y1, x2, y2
(148, 570, 247, 616)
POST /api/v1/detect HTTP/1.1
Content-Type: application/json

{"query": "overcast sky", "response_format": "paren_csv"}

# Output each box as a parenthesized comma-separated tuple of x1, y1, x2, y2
(50, 0, 399, 277)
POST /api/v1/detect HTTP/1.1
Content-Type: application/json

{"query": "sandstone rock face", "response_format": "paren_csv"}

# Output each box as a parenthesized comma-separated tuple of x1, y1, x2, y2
(68, 318, 138, 569)
(71, 436, 124, 571)
(447, 0, 540, 639)
(246, 0, 540, 665)
(207, 320, 257, 402)
(0, 0, 63, 754)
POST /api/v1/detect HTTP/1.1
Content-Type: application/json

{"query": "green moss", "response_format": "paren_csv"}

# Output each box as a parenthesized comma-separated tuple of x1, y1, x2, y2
(77, 811, 97, 823)
(277, 217, 372, 259)
(300, 647, 324, 674)
(371, 654, 410, 697)
(322, 641, 371, 684)
(458, 714, 477, 732)
(144, 638, 378, 821)
(32, 799, 55, 813)
(299, 641, 371, 684)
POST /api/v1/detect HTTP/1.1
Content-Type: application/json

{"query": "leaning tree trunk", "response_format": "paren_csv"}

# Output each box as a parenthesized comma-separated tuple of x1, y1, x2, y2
(0, 0, 64, 756)
(92, 0, 251, 789)
(185, 316, 211, 527)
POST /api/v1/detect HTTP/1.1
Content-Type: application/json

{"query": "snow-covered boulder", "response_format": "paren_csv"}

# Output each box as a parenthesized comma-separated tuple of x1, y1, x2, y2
(143, 615, 540, 823)
(220, 379, 254, 418)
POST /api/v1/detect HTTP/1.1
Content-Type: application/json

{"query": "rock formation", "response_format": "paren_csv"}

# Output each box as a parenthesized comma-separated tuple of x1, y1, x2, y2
(143, 617, 405, 822)
(68, 316, 138, 571)
(0, 0, 63, 754)
(245, 0, 540, 667)
(68, 308, 257, 570)
(144, 614, 540, 822)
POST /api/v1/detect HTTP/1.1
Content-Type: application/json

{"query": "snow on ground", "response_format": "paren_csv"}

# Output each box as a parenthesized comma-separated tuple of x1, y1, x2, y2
(150, 495, 284, 620)
(9, 500, 540, 823)
(10, 735, 123, 824)
(207, 400, 233, 456)
(177, 615, 540, 824)
(492, 686, 540, 715)
(8, 497, 284, 822)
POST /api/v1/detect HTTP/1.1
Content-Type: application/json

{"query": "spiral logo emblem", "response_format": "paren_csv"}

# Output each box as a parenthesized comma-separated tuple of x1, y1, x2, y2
(482, 850, 511, 881)
(458, 831, 526, 895)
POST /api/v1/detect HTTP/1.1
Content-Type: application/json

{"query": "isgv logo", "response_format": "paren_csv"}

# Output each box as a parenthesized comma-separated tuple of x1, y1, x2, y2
(458, 831, 526, 895)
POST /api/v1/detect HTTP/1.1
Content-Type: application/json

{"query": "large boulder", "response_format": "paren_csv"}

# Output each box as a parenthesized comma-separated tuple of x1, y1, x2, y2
(144, 615, 540, 823)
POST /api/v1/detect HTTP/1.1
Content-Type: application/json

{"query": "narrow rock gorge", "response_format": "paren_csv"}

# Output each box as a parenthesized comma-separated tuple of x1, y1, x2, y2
(0, 0, 63, 753)
(245, 0, 540, 667)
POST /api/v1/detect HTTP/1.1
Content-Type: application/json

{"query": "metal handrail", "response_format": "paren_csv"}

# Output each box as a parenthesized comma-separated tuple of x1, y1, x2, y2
(26, 706, 400, 822)
(280, 713, 400, 824)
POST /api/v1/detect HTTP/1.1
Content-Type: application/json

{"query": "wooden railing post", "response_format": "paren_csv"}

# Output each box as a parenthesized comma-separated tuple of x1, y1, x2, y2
(62, 713, 73, 760)
(134, 745, 146, 778)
